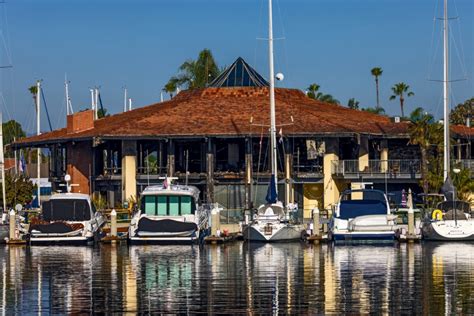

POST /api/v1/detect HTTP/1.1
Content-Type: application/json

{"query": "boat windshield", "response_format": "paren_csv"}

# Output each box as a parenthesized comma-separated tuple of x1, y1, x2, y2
(42, 199, 91, 221)
(338, 190, 388, 219)
(141, 195, 196, 216)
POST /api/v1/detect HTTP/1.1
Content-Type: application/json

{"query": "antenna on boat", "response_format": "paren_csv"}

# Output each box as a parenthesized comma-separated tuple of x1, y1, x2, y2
(59, 174, 78, 193)
(64, 74, 73, 115)
(123, 87, 127, 112)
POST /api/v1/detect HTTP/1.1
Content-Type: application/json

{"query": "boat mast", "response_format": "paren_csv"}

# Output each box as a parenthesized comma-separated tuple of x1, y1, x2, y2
(36, 80, 41, 207)
(268, 0, 278, 195)
(65, 75, 73, 115)
(0, 112, 6, 214)
(443, 0, 450, 181)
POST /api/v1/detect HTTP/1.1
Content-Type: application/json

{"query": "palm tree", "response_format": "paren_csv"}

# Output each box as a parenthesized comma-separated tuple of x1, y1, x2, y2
(389, 82, 414, 117)
(371, 67, 383, 109)
(306, 83, 339, 104)
(408, 107, 434, 193)
(165, 49, 220, 91)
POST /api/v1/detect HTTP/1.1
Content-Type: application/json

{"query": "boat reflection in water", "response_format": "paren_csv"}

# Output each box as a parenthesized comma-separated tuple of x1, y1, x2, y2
(0, 242, 474, 314)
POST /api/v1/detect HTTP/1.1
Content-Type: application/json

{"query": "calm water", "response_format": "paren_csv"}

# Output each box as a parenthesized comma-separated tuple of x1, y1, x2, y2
(0, 242, 473, 314)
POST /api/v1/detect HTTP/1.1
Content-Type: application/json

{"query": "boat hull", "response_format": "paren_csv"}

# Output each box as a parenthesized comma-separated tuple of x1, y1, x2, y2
(331, 230, 395, 241)
(243, 224, 303, 242)
(422, 220, 474, 241)
(28, 236, 95, 245)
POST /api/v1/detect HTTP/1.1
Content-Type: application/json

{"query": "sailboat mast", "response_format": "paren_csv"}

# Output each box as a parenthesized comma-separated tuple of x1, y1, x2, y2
(443, 0, 450, 181)
(268, 0, 278, 192)
(0, 112, 6, 213)
(36, 80, 41, 207)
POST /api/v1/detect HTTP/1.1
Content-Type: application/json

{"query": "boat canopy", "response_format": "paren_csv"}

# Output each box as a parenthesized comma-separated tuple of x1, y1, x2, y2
(338, 190, 388, 219)
(42, 199, 92, 221)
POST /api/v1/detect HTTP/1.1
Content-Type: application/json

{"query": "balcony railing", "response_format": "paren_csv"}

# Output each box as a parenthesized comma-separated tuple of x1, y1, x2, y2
(332, 160, 421, 179)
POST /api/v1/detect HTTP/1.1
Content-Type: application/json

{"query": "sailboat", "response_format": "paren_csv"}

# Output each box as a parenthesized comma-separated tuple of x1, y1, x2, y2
(0, 111, 8, 242)
(243, 0, 304, 242)
(421, 0, 474, 241)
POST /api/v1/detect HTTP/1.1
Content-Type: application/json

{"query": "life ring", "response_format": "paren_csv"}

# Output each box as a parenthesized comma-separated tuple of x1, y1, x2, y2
(432, 209, 443, 221)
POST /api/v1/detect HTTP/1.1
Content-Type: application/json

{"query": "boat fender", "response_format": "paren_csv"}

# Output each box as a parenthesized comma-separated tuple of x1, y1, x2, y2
(432, 209, 443, 221)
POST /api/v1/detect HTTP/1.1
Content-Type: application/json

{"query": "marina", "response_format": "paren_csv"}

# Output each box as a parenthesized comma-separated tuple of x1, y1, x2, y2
(0, 0, 472, 313)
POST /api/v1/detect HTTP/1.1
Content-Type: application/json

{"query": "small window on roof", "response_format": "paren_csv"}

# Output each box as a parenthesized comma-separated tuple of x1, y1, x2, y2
(144, 196, 156, 216)
(157, 196, 167, 215)
(169, 196, 179, 216)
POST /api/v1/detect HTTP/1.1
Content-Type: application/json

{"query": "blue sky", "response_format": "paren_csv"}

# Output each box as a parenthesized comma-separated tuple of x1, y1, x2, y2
(0, 0, 473, 134)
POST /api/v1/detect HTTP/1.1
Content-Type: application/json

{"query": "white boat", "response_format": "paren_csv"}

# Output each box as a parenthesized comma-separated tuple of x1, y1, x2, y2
(26, 193, 106, 245)
(243, 0, 304, 242)
(330, 189, 398, 241)
(422, 201, 474, 241)
(243, 202, 303, 242)
(25, 175, 106, 245)
(128, 178, 211, 244)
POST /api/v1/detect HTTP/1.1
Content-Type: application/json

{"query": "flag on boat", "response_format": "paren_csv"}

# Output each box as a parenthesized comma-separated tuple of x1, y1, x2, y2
(440, 176, 456, 201)
(162, 177, 169, 189)
(265, 175, 278, 204)
(278, 128, 283, 144)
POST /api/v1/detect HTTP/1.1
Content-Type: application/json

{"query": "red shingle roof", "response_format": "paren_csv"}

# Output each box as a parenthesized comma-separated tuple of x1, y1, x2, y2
(16, 87, 411, 146)
(451, 124, 474, 138)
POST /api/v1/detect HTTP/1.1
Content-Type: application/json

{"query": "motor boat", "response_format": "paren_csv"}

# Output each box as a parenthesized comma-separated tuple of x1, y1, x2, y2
(128, 177, 211, 244)
(329, 189, 398, 241)
(25, 175, 106, 245)
(26, 192, 106, 245)
(421, 200, 474, 241)
(243, 201, 304, 242)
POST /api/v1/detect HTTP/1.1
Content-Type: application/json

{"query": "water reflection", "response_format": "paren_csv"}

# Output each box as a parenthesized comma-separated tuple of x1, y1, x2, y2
(0, 242, 473, 314)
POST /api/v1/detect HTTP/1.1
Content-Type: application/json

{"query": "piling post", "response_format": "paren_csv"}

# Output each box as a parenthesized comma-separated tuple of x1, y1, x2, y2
(9, 209, 15, 240)
(211, 205, 220, 237)
(111, 209, 117, 238)
(407, 188, 415, 242)
(311, 207, 321, 244)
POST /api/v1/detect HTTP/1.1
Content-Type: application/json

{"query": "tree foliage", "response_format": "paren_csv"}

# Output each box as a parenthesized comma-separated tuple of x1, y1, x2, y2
(2, 120, 26, 158)
(450, 98, 473, 126)
(347, 98, 359, 110)
(306, 83, 339, 104)
(0, 173, 34, 209)
(389, 82, 414, 118)
(362, 107, 385, 115)
(164, 49, 219, 93)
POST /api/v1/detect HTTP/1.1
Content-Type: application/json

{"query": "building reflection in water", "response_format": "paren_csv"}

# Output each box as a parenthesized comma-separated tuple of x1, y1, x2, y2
(0, 242, 473, 314)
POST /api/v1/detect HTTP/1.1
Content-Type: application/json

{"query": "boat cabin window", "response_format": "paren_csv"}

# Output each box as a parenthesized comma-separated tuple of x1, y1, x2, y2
(338, 191, 388, 219)
(42, 199, 91, 221)
(142, 195, 196, 216)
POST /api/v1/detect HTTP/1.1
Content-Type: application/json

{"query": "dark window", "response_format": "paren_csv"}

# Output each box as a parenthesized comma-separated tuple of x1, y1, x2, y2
(42, 199, 91, 221)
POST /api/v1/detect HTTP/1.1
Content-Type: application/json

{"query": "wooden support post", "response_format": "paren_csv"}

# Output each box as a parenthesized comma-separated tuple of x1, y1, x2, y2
(313, 207, 320, 237)
(211, 206, 220, 237)
(167, 140, 175, 176)
(408, 188, 414, 242)
(9, 209, 15, 240)
(111, 209, 117, 237)
(206, 139, 214, 204)
(284, 153, 292, 207)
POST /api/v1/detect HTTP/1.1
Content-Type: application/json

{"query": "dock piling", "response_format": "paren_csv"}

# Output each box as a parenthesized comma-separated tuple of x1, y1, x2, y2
(111, 209, 117, 238)
(211, 204, 220, 237)
(9, 209, 15, 240)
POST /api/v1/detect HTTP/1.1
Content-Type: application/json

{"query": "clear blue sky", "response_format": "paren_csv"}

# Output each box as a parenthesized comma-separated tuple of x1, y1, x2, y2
(0, 0, 472, 134)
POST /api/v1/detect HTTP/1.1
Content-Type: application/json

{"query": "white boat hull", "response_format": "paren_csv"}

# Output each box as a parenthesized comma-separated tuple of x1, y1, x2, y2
(422, 220, 474, 241)
(243, 224, 303, 242)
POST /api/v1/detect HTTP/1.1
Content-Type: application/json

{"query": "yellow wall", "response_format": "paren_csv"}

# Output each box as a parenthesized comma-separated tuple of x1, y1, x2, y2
(303, 183, 323, 219)
(122, 155, 137, 203)
(323, 152, 340, 211)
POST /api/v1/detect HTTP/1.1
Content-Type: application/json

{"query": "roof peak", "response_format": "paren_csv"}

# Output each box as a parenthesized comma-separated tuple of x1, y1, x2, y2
(209, 57, 269, 88)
